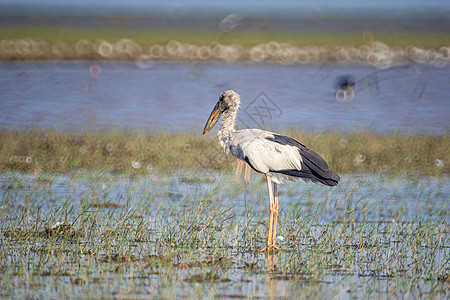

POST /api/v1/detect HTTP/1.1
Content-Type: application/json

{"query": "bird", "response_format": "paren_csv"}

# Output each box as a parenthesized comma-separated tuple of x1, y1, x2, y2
(334, 74, 356, 101)
(203, 90, 340, 252)
(332, 64, 416, 101)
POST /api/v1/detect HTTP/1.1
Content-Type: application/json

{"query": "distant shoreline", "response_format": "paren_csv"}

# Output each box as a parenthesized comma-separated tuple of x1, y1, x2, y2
(1, 26, 448, 62)
(1, 14, 449, 32)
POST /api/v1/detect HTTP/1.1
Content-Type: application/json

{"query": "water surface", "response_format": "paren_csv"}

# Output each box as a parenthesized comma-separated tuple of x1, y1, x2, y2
(1, 171, 448, 298)
(0, 61, 448, 134)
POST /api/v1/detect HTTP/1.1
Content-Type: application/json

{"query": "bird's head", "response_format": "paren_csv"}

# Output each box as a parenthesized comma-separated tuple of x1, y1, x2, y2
(203, 90, 240, 134)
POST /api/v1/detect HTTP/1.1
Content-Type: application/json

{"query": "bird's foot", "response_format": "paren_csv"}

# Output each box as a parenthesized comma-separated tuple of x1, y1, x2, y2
(259, 245, 280, 252)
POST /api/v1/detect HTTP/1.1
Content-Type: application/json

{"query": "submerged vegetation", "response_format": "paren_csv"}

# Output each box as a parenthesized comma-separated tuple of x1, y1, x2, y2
(0, 129, 448, 176)
(0, 170, 448, 298)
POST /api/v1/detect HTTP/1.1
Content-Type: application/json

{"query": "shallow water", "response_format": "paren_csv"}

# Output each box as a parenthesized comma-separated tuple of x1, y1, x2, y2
(1, 171, 448, 224)
(1, 61, 449, 134)
(0, 171, 448, 298)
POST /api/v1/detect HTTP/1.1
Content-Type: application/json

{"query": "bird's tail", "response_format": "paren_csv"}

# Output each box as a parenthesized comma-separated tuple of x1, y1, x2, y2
(277, 147, 340, 186)
(279, 169, 339, 186)
(316, 169, 340, 186)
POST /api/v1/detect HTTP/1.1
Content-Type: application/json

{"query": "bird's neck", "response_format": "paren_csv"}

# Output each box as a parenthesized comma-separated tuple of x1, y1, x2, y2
(218, 105, 238, 149)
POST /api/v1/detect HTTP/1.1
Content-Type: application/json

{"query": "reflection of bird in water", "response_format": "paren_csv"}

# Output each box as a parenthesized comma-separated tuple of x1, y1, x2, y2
(334, 74, 356, 101)
(203, 90, 340, 252)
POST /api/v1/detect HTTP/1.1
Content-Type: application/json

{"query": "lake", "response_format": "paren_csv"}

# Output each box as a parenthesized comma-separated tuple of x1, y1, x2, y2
(0, 61, 448, 134)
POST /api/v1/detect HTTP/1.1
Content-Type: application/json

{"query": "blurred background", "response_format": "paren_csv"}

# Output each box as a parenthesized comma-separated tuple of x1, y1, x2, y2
(0, 0, 449, 134)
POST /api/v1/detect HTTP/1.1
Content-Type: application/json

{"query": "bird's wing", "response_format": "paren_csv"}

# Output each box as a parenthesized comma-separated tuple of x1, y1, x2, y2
(230, 130, 340, 185)
(265, 133, 339, 182)
(230, 130, 303, 173)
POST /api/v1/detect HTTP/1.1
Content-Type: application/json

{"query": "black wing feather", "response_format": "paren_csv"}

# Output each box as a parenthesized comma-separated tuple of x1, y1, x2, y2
(266, 134, 340, 186)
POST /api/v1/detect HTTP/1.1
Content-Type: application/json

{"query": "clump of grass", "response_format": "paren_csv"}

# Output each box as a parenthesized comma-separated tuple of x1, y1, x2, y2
(0, 128, 448, 176)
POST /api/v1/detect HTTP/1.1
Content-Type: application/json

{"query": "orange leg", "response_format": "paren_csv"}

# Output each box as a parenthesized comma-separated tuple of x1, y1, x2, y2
(272, 183, 279, 247)
(235, 159, 243, 180)
(260, 175, 280, 252)
(244, 163, 251, 183)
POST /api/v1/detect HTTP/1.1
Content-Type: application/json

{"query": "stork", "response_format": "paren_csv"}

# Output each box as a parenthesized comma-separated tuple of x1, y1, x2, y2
(203, 90, 340, 252)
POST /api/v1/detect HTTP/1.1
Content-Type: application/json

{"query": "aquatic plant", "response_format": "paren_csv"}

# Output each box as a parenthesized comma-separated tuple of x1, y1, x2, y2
(0, 171, 448, 298)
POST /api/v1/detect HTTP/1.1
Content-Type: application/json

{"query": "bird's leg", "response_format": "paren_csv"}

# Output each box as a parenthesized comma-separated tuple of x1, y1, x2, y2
(266, 175, 274, 248)
(260, 175, 279, 252)
(272, 182, 279, 248)
(235, 159, 243, 180)
(244, 163, 251, 184)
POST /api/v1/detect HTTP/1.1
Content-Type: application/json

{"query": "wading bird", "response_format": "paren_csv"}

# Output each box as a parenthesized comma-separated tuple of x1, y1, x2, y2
(203, 90, 340, 251)
(332, 64, 418, 101)
(334, 74, 356, 101)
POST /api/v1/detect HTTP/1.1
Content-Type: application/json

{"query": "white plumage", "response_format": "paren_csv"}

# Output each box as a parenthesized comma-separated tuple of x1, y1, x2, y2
(229, 129, 302, 184)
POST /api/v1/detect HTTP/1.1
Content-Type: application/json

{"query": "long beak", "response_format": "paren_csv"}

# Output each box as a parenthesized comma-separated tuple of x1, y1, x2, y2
(203, 101, 222, 134)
